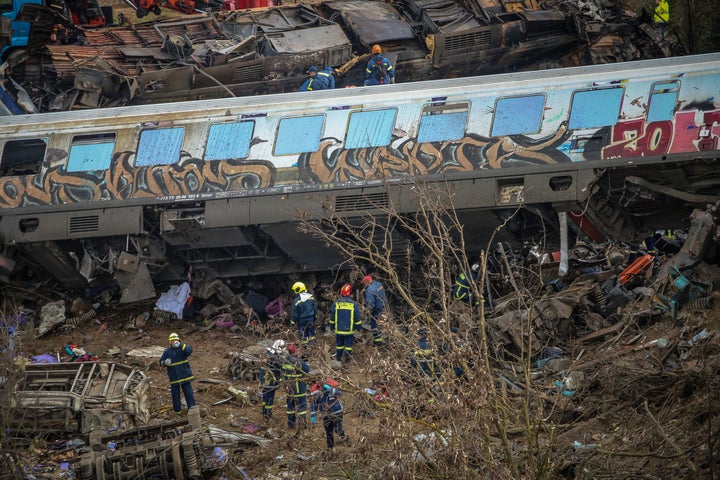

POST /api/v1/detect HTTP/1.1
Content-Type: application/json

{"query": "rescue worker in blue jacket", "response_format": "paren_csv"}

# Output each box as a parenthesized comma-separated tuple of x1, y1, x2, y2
(364, 44, 395, 86)
(159, 332, 196, 415)
(310, 379, 351, 452)
(281, 343, 311, 431)
(329, 283, 363, 364)
(452, 263, 479, 302)
(291, 281, 317, 345)
(318, 66, 335, 89)
(259, 340, 284, 421)
(411, 328, 440, 379)
(653, 229, 683, 254)
(299, 66, 329, 91)
(361, 275, 387, 346)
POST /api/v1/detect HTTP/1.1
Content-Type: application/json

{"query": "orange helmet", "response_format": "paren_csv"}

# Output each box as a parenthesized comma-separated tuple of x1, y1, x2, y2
(340, 283, 352, 297)
(371, 44, 382, 54)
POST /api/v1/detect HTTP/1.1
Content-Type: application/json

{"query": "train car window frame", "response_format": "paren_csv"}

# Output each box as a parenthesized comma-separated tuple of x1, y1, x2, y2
(647, 80, 680, 123)
(345, 108, 397, 149)
(0, 137, 48, 177)
(417, 102, 470, 143)
(135, 127, 185, 167)
(205, 121, 255, 161)
(491, 94, 546, 137)
(568, 87, 624, 130)
(67, 133, 117, 172)
(274, 115, 325, 155)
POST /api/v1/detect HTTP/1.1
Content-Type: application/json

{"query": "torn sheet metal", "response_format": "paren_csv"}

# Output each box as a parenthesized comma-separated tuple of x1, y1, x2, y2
(324, 0, 416, 45)
(3, 1, 672, 113)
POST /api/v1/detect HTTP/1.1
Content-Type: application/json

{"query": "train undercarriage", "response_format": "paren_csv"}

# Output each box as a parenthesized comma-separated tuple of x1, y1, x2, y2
(2, 157, 719, 296)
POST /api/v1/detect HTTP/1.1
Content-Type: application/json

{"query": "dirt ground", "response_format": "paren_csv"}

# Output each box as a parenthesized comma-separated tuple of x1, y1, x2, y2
(9, 282, 720, 479)
(11, 293, 392, 479)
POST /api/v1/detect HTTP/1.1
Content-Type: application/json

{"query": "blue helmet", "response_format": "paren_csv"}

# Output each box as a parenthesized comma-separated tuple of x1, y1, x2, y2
(307, 66, 318, 73)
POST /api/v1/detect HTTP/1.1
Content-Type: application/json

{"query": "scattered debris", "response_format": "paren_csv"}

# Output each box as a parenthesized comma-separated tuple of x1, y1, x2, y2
(0, 0, 675, 113)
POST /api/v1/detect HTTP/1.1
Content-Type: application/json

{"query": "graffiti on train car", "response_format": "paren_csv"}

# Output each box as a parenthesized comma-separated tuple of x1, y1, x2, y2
(0, 152, 276, 208)
(299, 125, 573, 183)
(602, 108, 720, 159)
(0, 110, 717, 209)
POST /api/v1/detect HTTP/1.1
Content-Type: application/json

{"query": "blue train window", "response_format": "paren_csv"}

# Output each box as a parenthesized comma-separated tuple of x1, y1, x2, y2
(345, 109, 397, 149)
(136, 128, 184, 166)
(569, 88, 623, 129)
(491, 95, 545, 137)
(418, 102, 469, 143)
(67, 134, 116, 172)
(647, 81, 679, 122)
(205, 121, 254, 160)
(274, 115, 325, 155)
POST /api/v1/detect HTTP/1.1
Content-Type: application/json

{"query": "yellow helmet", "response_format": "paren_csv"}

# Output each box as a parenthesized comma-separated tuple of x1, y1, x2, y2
(168, 332, 180, 342)
(292, 281, 307, 294)
(371, 44, 382, 54)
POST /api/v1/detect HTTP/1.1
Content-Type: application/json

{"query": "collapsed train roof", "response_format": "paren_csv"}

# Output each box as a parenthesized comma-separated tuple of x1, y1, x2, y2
(0, 0, 674, 113)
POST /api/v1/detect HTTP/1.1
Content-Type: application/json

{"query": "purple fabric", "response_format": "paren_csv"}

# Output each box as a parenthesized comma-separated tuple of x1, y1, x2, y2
(31, 353, 59, 364)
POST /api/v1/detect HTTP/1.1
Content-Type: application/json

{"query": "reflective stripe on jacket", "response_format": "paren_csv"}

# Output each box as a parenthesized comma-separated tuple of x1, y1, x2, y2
(160, 343, 194, 385)
(330, 297, 361, 334)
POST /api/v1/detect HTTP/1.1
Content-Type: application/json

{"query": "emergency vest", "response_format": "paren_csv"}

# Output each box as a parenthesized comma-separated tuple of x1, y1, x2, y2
(654, 0, 669, 23)
(331, 299, 360, 334)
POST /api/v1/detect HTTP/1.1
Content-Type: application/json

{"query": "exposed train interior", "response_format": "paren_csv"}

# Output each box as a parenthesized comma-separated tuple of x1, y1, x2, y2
(0, 0, 674, 112)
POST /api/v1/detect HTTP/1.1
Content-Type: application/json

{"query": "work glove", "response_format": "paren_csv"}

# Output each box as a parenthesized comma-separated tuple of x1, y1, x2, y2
(162, 358, 172, 366)
(311, 414, 317, 424)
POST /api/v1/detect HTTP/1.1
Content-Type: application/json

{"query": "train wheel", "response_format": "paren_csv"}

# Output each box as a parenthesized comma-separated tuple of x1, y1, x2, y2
(152, 6, 161, 14)
(135, 7, 145, 17)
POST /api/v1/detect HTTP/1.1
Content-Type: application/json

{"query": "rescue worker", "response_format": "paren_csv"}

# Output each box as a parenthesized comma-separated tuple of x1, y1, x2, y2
(299, 66, 329, 92)
(452, 263, 479, 302)
(318, 66, 335, 89)
(310, 378, 351, 453)
(361, 275, 387, 346)
(364, 44, 395, 86)
(291, 281, 317, 345)
(411, 328, 440, 379)
(653, 229, 683, 254)
(281, 343, 311, 432)
(329, 283, 363, 364)
(653, 0, 669, 38)
(159, 332, 196, 415)
(259, 340, 284, 421)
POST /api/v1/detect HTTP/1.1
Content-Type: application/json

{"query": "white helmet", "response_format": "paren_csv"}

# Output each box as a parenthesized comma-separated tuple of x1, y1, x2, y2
(471, 263, 480, 272)
(272, 339, 286, 352)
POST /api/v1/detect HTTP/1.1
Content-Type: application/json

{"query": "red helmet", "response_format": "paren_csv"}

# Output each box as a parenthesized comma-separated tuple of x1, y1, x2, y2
(362, 275, 373, 285)
(287, 344, 297, 354)
(340, 283, 352, 297)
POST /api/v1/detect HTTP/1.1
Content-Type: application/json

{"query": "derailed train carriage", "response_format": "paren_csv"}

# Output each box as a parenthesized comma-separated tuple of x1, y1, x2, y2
(0, 53, 718, 295)
(0, 0, 672, 113)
